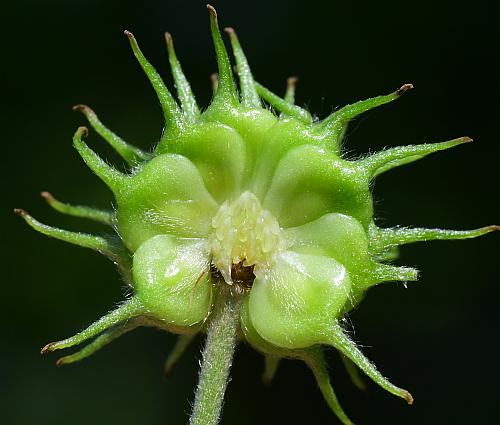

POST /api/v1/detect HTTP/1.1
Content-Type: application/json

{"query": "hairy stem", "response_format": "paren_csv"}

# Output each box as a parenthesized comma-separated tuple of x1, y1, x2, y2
(189, 288, 242, 425)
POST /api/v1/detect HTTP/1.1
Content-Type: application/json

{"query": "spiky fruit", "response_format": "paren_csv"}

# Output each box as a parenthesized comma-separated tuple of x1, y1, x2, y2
(16, 5, 497, 425)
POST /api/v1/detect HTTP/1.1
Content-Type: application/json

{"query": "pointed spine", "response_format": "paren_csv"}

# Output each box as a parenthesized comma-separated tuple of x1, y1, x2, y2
(72, 126, 127, 193)
(41, 298, 145, 353)
(284, 76, 298, 104)
(316, 84, 413, 141)
(14, 208, 131, 278)
(261, 355, 281, 385)
(302, 347, 355, 425)
(373, 246, 400, 262)
(224, 27, 260, 107)
(210, 72, 219, 94)
(15, 208, 116, 255)
(373, 264, 419, 284)
(164, 32, 200, 122)
(73, 104, 148, 166)
(255, 82, 312, 123)
(124, 30, 184, 132)
(56, 319, 141, 366)
(340, 353, 367, 392)
(206, 5, 239, 107)
(371, 225, 499, 252)
(164, 334, 196, 375)
(280, 76, 298, 119)
(41, 191, 114, 226)
(360, 136, 472, 177)
(326, 323, 413, 405)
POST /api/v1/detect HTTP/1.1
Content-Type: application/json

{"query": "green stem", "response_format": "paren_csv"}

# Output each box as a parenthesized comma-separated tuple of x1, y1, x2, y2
(189, 288, 242, 425)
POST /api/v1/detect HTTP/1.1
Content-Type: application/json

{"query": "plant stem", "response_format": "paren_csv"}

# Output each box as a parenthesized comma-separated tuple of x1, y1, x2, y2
(189, 288, 242, 425)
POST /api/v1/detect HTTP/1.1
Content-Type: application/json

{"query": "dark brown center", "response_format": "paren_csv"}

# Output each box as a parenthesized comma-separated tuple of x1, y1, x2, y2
(210, 261, 255, 289)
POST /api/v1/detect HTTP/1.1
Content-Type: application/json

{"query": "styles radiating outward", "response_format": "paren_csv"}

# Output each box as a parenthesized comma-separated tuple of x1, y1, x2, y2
(17, 5, 497, 425)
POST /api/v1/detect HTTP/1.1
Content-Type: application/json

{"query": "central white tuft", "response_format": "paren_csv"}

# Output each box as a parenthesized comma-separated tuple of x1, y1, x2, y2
(209, 191, 284, 284)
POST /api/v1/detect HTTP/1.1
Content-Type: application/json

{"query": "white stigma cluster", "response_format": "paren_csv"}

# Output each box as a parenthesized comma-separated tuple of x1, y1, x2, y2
(209, 191, 284, 284)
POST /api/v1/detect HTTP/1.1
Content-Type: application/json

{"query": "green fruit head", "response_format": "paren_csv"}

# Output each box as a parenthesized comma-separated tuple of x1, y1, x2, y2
(17, 5, 498, 424)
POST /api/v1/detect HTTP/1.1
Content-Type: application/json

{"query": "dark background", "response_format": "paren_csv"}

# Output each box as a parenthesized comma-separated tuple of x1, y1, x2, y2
(2, 0, 499, 424)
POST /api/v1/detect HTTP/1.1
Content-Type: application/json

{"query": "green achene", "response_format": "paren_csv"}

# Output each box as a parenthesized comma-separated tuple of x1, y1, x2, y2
(16, 5, 498, 425)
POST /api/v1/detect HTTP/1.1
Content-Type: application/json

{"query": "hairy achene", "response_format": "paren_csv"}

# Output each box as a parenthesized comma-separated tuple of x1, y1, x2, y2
(16, 5, 498, 425)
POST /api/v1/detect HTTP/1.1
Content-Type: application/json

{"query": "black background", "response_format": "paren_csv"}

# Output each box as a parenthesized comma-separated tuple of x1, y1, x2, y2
(3, 0, 499, 424)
